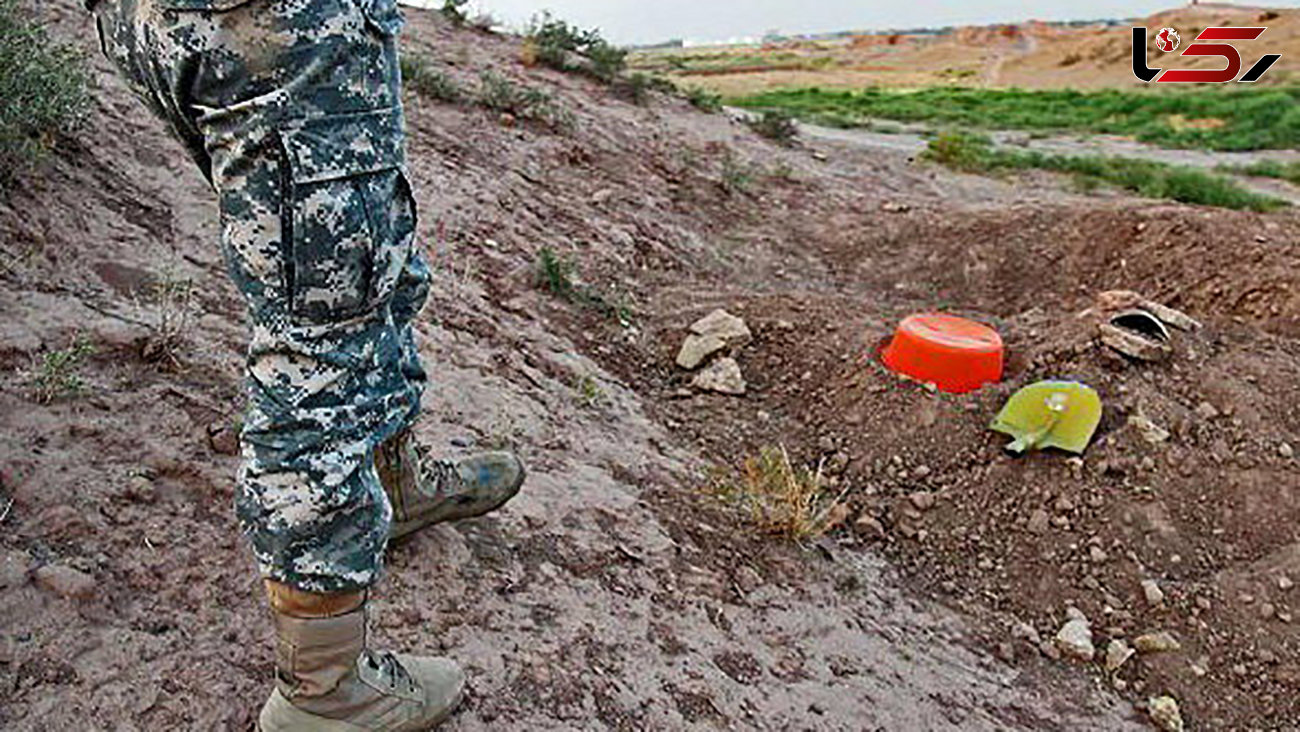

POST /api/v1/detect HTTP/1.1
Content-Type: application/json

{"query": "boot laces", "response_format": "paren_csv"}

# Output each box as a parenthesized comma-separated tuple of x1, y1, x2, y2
(413, 442, 463, 492)
(365, 650, 419, 695)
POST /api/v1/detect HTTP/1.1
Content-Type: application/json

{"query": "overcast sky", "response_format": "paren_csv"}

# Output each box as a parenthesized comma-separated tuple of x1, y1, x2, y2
(438, 1, 1300, 45)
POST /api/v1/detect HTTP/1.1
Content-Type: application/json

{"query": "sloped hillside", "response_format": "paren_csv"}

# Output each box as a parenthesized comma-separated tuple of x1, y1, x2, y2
(2, 1, 1299, 730)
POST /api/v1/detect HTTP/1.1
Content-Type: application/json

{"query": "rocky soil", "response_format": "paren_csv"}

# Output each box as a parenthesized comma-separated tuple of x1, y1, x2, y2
(2, 1, 1299, 730)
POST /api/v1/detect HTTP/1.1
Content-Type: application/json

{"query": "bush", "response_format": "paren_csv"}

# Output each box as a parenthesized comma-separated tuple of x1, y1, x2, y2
(709, 446, 845, 542)
(401, 55, 462, 102)
(526, 13, 627, 84)
(0, 0, 89, 184)
(618, 72, 675, 105)
(476, 71, 571, 131)
(747, 109, 799, 146)
(685, 86, 723, 113)
(439, 0, 469, 26)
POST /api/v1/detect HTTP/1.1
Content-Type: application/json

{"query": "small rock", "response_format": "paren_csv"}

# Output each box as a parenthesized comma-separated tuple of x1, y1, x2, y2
(1054, 495, 1075, 513)
(1012, 622, 1042, 646)
(691, 358, 746, 396)
(1259, 602, 1277, 620)
(1090, 546, 1109, 564)
(1142, 579, 1166, 607)
(33, 565, 96, 601)
(881, 201, 911, 213)
(1040, 640, 1062, 661)
(774, 319, 795, 332)
(1194, 401, 1220, 420)
(1055, 618, 1095, 662)
(207, 422, 240, 456)
(854, 514, 885, 539)
(1106, 639, 1136, 672)
(1066, 606, 1088, 623)
(1027, 509, 1050, 535)
(1129, 416, 1171, 444)
(1148, 696, 1185, 732)
(1279, 575, 1294, 592)
(676, 333, 727, 370)
(909, 492, 936, 512)
(122, 475, 158, 504)
(1134, 631, 1182, 654)
(913, 465, 932, 478)
(995, 642, 1016, 662)
(689, 309, 752, 346)
(1281, 443, 1295, 460)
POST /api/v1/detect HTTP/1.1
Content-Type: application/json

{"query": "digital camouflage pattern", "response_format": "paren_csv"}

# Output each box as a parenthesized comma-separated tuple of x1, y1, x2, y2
(93, 0, 430, 592)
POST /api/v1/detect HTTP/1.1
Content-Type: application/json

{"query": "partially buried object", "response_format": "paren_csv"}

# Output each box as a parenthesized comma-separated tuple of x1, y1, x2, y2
(882, 313, 1003, 394)
(1099, 309, 1171, 362)
(990, 381, 1102, 454)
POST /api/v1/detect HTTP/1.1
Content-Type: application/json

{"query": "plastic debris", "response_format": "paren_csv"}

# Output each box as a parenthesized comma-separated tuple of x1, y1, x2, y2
(990, 381, 1103, 454)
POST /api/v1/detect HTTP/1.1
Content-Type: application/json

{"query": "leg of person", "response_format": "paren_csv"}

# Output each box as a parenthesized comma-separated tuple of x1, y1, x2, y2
(91, 0, 464, 726)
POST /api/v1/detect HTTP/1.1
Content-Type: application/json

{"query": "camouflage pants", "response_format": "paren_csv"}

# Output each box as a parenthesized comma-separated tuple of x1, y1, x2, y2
(93, 0, 430, 592)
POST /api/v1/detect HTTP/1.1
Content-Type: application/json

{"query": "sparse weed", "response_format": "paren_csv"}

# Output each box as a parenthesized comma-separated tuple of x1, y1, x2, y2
(137, 271, 196, 368)
(0, 0, 90, 184)
(401, 55, 462, 102)
(29, 335, 95, 403)
(710, 445, 844, 542)
(720, 153, 758, 195)
(685, 86, 723, 113)
(535, 246, 576, 297)
(618, 72, 675, 105)
(573, 373, 606, 409)
(747, 109, 799, 146)
(477, 71, 572, 130)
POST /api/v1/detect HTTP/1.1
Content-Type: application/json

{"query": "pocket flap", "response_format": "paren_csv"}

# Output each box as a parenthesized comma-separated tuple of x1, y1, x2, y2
(280, 108, 406, 186)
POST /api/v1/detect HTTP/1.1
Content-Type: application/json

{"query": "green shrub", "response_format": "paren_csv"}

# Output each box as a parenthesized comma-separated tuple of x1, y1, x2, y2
(747, 109, 799, 146)
(685, 86, 723, 113)
(439, 0, 469, 26)
(618, 72, 675, 105)
(535, 246, 576, 297)
(0, 0, 89, 184)
(401, 55, 462, 102)
(476, 71, 572, 130)
(527, 13, 627, 83)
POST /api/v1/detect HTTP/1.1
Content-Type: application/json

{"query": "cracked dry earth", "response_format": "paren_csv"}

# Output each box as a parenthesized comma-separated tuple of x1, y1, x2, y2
(3, 2, 1299, 730)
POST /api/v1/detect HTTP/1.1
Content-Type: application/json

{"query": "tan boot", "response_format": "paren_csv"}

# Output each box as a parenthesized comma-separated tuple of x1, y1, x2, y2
(375, 429, 525, 540)
(258, 583, 464, 731)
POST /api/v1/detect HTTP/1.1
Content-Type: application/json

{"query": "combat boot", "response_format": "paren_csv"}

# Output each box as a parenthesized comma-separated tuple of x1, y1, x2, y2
(375, 429, 525, 540)
(258, 585, 464, 731)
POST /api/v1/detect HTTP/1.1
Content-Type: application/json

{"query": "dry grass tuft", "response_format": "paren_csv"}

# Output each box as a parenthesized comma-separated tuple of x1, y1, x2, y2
(712, 445, 846, 542)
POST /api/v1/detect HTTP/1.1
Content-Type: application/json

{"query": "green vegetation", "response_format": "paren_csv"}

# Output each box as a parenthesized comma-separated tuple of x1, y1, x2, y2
(618, 72, 676, 105)
(573, 373, 607, 409)
(534, 246, 635, 327)
(747, 109, 799, 146)
(439, 0, 469, 26)
(526, 13, 627, 83)
(0, 0, 89, 183)
(922, 131, 1287, 212)
(477, 71, 573, 130)
(1218, 159, 1300, 186)
(733, 87, 1300, 152)
(30, 335, 95, 403)
(401, 55, 462, 102)
(685, 86, 723, 113)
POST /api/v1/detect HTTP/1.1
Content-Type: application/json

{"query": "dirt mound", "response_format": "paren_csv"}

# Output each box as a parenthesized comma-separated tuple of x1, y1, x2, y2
(3, 0, 1300, 729)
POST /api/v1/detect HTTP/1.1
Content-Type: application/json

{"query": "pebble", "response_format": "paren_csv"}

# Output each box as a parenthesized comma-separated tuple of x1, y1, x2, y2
(1279, 575, 1295, 592)
(1142, 579, 1166, 607)
(1134, 631, 1182, 654)
(1281, 443, 1295, 460)
(1148, 696, 1185, 732)
(691, 357, 747, 395)
(913, 465, 932, 478)
(909, 492, 936, 512)
(854, 514, 885, 539)
(1027, 509, 1050, 535)
(1012, 622, 1041, 646)
(1105, 639, 1136, 672)
(1195, 401, 1220, 420)
(1090, 546, 1109, 564)
(1259, 602, 1277, 621)
(1055, 615, 1095, 662)
(33, 565, 96, 601)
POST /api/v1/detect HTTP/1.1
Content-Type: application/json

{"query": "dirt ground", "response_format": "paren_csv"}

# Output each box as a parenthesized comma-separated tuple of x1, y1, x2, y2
(2, 2, 1299, 730)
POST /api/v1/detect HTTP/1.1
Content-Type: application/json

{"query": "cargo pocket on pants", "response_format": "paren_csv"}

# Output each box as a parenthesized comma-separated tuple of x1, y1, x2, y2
(278, 108, 408, 325)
